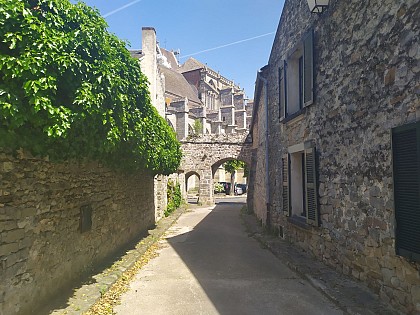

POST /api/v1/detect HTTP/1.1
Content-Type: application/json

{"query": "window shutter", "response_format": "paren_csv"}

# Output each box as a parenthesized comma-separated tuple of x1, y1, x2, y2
(278, 66, 283, 120)
(282, 154, 291, 216)
(283, 60, 288, 117)
(303, 29, 314, 107)
(393, 123, 420, 261)
(305, 147, 319, 226)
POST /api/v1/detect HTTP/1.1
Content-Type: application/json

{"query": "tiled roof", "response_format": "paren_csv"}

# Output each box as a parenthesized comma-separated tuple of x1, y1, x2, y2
(179, 57, 206, 73)
(159, 65, 202, 106)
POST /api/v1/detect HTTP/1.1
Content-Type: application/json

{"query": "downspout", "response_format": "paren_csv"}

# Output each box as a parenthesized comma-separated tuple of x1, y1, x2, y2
(256, 71, 271, 229)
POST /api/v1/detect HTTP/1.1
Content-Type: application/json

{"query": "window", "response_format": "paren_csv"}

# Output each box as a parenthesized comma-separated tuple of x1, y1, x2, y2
(279, 29, 314, 120)
(392, 121, 420, 262)
(282, 143, 319, 226)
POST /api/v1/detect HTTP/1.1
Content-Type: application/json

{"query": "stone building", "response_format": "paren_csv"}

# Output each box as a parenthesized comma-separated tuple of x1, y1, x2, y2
(131, 27, 253, 140)
(249, 0, 419, 313)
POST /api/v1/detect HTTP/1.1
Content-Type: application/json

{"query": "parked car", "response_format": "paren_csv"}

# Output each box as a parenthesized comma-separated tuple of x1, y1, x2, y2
(236, 183, 247, 194)
(235, 186, 243, 195)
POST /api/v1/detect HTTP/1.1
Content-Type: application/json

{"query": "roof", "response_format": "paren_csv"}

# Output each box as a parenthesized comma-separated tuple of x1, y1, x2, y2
(160, 48, 179, 69)
(179, 57, 206, 73)
(159, 65, 202, 106)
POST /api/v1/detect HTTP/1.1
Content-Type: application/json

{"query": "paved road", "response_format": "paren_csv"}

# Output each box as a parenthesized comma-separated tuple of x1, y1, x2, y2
(115, 201, 343, 315)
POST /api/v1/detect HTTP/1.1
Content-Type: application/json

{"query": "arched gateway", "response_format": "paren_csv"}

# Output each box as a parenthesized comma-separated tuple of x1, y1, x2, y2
(179, 133, 252, 204)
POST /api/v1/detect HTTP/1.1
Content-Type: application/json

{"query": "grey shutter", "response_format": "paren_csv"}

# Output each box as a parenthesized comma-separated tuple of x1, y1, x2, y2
(392, 122, 420, 261)
(282, 154, 290, 216)
(278, 66, 283, 120)
(303, 29, 314, 106)
(305, 147, 318, 225)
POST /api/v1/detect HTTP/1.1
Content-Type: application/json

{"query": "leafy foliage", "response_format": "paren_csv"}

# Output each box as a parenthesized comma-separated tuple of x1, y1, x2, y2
(224, 159, 246, 174)
(0, 0, 181, 174)
(165, 179, 182, 217)
(192, 119, 203, 135)
(214, 182, 224, 193)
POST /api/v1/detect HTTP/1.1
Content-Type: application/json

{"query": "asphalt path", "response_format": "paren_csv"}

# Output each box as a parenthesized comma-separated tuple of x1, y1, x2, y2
(115, 200, 343, 315)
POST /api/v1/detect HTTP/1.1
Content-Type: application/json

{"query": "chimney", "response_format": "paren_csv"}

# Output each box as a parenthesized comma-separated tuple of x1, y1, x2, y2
(141, 27, 158, 111)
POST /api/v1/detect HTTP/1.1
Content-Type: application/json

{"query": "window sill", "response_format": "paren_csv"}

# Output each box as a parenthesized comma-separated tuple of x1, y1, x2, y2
(287, 215, 311, 230)
(280, 107, 307, 125)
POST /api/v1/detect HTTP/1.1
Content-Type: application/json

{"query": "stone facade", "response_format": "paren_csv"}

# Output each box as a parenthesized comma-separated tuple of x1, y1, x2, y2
(249, 0, 420, 313)
(132, 28, 254, 140)
(0, 149, 155, 315)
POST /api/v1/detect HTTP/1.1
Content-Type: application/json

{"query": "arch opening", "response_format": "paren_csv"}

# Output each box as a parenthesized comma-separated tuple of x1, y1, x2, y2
(185, 171, 200, 203)
(212, 158, 249, 196)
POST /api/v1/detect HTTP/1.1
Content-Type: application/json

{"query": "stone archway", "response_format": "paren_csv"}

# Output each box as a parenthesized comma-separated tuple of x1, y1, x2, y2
(185, 170, 200, 198)
(179, 133, 251, 204)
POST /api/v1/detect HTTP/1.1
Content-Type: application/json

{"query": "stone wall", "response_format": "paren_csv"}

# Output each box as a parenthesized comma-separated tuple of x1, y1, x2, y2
(249, 78, 269, 223)
(0, 149, 155, 315)
(250, 0, 420, 313)
(154, 174, 167, 221)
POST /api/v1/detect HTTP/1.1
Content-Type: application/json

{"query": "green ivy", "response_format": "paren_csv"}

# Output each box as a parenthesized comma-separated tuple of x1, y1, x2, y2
(0, 0, 181, 175)
(165, 179, 182, 217)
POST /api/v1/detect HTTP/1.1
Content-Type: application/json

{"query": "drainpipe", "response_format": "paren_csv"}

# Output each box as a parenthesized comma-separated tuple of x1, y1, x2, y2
(256, 70, 271, 229)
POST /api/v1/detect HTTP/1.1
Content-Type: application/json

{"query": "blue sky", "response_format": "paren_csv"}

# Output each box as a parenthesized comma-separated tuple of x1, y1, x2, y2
(71, 0, 285, 99)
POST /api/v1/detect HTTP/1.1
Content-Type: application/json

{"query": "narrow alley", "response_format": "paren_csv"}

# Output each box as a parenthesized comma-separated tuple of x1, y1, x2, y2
(115, 199, 343, 315)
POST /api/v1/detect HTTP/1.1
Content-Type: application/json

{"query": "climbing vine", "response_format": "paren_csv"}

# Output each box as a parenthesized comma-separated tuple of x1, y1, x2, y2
(165, 179, 182, 216)
(0, 0, 181, 174)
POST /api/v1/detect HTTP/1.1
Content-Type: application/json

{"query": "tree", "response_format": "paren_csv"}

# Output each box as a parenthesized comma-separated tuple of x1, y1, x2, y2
(224, 160, 245, 195)
(0, 0, 181, 175)
(192, 119, 203, 135)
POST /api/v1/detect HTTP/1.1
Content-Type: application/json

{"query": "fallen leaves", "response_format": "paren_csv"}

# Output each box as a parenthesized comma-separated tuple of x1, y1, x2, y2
(84, 243, 160, 315)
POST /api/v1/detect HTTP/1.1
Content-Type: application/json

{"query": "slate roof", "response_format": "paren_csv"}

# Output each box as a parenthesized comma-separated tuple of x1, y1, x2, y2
(159, 65, 202, 106)
(160, 48, 179, 69)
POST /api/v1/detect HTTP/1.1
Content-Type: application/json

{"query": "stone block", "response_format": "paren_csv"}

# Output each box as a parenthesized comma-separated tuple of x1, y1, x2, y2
(391, 276, 401, 288)
(394, 289, 410, 307)
(5, 251, 23, 268)
(0, 221, 17, 232)
(19, 237, 32, 250)
(21, 208, 36, 218)
(2, 229, 25, 243)
(0, 243, 19, 257)
(2, 162, 14, 172)
(381, 268, 395, 287)
(0, 195, 13, 204)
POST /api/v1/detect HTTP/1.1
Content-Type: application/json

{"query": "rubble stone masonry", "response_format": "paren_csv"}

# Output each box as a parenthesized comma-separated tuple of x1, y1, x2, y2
(251, 0, 420, 312)
(0, 149, 155, 315)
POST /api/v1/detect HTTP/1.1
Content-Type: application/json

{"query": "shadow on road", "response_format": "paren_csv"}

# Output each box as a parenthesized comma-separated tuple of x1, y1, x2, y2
(164, 200, 341, 315)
